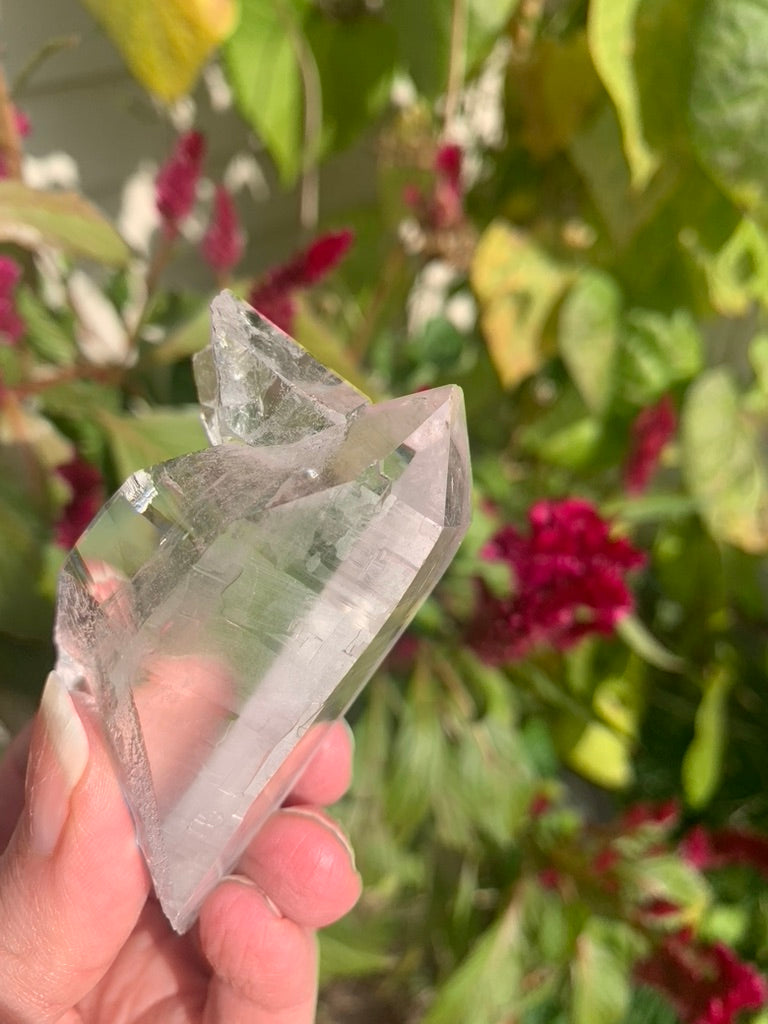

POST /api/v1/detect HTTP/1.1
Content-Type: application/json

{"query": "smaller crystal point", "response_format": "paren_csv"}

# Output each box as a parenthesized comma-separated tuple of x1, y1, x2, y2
(194, 290, 368, 446)
(54, 291, 472, 932)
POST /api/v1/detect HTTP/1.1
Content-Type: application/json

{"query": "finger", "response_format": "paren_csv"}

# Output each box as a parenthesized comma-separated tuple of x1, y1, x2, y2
(132, 654, 234, 812)
(0, 672, 149, 1024)
(0, 720, 32, 853)
(237, 806, 361, 929)
(199, 877, 318, 1024)
(284, 720, 354, 807)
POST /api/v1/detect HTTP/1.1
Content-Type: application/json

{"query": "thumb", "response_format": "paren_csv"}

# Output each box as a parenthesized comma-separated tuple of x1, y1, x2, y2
(0, 672, 150, 1024)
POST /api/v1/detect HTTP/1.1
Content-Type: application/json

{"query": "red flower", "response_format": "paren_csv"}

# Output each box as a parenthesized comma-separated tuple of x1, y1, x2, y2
(55, 457, 104, 549)
(682, 826, 768, 879)
(537, 868, 561, 890)
(0, 257, 23, 345)
(624, 394, 677, 495)
(529, 792, 552, 818)
(155, 131, 206, 236)
(13, 108, 30, 138)
(248, 229, 354, 333)
(201, 185, 245, 276)
(467, 499, 645, 663)
(403, 143, 465, 231)
(593, 847, 620, 874)
(622, 799, 680, 833)
(636, 935, 768, 1024)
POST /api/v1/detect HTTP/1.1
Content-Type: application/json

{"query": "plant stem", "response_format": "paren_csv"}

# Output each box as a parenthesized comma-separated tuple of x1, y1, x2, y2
(297, 37, 322, 233)
(10, 35, 80, 98)
(444, 0, 468, 132)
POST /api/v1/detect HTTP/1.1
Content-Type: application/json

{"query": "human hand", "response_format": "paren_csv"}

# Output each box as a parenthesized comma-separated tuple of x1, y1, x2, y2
(0, 671, 361, 1023)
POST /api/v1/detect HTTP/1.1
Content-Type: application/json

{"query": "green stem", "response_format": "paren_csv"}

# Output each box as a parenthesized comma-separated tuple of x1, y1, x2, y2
(444, 0, 467, 131)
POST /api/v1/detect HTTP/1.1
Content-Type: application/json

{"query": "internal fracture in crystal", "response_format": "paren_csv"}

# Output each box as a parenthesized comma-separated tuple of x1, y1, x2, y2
(54, 291, 472, 932)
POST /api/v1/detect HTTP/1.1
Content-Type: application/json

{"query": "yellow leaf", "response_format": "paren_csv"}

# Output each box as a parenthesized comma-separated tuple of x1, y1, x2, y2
(80, 0, 238, 101)
(471, 221, 570, 389)
(555, 717, 634, 790)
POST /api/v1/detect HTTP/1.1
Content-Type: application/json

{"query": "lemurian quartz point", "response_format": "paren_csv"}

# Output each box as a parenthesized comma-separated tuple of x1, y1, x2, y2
(54, 291, 472, 932)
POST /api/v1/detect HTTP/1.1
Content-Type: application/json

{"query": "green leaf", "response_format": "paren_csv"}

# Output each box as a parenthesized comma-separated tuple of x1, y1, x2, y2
(587, 0, 659, 189)
(750, 333, 768, 396)
(569, 103, 680, 250)
(471, 221, 570, 388)
(442, 714, 534, 848)
(682, 368, 768, 552)
(604, 493, 697, 525)
(621, 854, 710, 924)
(632, 0, 702, 157)
(423, 894, 523, 1024)
(100, 407, 208, 480)
(689, 0, 768, 212)
(616, 615, 685, 673)
(0, 444, 54, 639)
(318, 931, 393, 985)
(558, 270, 621, 415)
(0, 182, 130, 266)
(305, 11, 396, 156)
(79, 0, 237, 101)
(509, 31, 602, 159)
(680, 216, 768, 316)
(15, 288, 77, 366)
(624, 985, 680, 1024)
(224, 0, 306, 184)
(617, 308, 702, 407)
(385, 662, 447, 841)
(571, 919, 635, 1024)
(519, 384, 603, 469)
(682, 663, 734, 809)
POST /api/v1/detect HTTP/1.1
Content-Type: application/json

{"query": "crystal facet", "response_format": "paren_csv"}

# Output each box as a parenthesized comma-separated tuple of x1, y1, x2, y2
(54, 292, 472, 932)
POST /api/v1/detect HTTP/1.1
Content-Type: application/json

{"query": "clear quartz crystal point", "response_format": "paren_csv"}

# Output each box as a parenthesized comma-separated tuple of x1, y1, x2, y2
(54, 292, 472, 932)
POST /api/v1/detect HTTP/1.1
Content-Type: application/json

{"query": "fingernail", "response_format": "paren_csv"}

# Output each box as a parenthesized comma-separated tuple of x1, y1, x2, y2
(221, 874, 283, 917)
(341, 718, 356, 754)
(27, 672, 90, 857)
(283, 807, 357, 871)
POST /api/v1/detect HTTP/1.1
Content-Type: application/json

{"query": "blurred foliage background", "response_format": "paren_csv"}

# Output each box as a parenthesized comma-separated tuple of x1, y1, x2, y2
(2, 0, 768, 1021)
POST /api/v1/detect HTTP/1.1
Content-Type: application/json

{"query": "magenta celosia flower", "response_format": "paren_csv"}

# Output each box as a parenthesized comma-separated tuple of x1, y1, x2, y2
(403, 143, 465, 231)
(467, 499, 645, 663)
(0, 256, 23, 344)
(248, 229, 354, 333)
(624, 394, 677, 495)
(155, 131, 206, 236)
(622, 799, 680, 832)
(636, 935, 768, 1024)
(201, 185, 245, 276)
(682, 826, 768, 878)
(0, 257, 20, 293)
(55, 457, 104, 549)
(13, 108, 30, 138)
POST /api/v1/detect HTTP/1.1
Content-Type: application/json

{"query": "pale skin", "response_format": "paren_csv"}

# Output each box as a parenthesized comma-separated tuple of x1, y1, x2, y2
(0, 670, 361, 1024)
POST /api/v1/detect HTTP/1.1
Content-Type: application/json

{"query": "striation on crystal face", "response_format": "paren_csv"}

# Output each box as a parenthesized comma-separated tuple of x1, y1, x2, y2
(54, 291, 472, 932)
